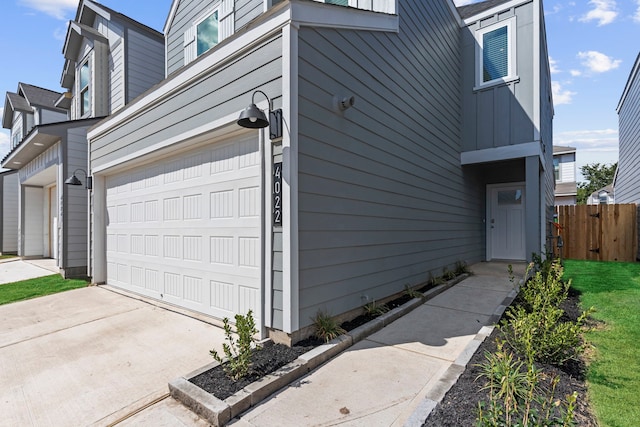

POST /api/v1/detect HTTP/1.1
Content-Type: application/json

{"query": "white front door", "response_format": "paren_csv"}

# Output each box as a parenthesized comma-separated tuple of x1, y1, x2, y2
(488, 184, 526, 260)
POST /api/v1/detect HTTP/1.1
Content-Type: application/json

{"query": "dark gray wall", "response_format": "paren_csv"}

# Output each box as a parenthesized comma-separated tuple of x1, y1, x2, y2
(295, 0, 485, 329)
(125, 28, 165, 103)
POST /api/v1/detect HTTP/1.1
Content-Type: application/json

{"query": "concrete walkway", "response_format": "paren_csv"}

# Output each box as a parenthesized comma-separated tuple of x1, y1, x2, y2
(223, 261, 524, 427)
(0, 258, 59, 284)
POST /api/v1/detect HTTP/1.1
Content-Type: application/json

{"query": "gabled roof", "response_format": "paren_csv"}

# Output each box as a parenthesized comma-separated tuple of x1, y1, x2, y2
(457, 0, 515, 20)
(2, 83, 64, 129)
(617, 52, 640, 113)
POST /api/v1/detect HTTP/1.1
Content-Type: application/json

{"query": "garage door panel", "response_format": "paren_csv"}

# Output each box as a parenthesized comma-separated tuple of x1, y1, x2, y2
(105, 135, 262, 325)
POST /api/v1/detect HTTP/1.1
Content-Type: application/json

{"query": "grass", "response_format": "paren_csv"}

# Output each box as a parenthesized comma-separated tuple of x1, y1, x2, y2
(0, 254, 17, 260)
(563, 259, 640, 427)
(0, 274, 89, 305)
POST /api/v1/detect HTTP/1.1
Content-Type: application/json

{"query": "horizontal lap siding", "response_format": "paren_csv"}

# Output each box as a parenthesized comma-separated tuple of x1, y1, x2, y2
(91, 36, 282, 169)
(297, 1, 483, 327)
(64, 127, 89, 269)
(616, 68, 640, 204)
(166, 0, 214, 76)
(236, 0, 263, 29)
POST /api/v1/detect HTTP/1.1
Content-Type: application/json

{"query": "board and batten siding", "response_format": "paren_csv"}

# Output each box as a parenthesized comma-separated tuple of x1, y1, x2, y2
(1, 172, 19, 253)
(616, 60, 640, 204)
(125, 29, 165, 103)
(63, 127, 90, 269)
(295, 0, 484, 328)
(461, 2, 535, 152)
(91, 35, 282, 169)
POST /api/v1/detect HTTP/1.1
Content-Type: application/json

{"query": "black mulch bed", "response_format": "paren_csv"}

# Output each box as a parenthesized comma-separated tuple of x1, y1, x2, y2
(189, 282, 441, 401)
(424, 289, 598, 426)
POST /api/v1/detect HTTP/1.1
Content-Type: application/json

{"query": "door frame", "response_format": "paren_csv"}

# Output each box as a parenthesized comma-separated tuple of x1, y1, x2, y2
(486, 182, 526, 261)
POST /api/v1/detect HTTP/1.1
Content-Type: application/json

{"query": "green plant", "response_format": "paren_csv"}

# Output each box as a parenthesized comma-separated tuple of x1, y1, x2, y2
(476, 340, 578, 426)
(404, 284, 422, 299)
(313, 310, 346, 343)
(0, 274, 89, 305)
(428, 274, 446, 287)
(210, 310, 259, 380)
(500, 260, 592, 365)
(442, 268, 457, 281)
(454, 260, 471, 276)
(363, 300, 389, 316)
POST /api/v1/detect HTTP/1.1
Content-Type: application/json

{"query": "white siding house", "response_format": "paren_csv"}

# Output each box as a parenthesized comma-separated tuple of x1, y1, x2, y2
(87, 0, 553, 343)
(553, 145, 577, 206)
(0, 170, 19, 254)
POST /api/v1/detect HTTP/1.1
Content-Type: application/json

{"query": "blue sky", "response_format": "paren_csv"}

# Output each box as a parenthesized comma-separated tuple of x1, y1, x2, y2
(0, 0, 637, 181)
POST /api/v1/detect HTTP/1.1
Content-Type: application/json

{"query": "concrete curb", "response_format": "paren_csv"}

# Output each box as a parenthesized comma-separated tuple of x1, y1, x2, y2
(169, 275, 469, 426)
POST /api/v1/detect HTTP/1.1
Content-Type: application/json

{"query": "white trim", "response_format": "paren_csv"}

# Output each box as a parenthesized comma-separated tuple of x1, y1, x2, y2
(474, 16, 518, 90)
(282, 23, 299, 334)
(617, 53, 640, 113)
(461, 141, 543, 165)
(446, 0, 465, 27)
(263, 132, 273, 330)
(92, 110, 241, 173)
(163, 0, 180, 35)
(463, 0, 531, 25)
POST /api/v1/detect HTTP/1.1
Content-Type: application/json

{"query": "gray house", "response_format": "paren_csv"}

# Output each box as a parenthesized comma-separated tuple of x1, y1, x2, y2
(0, 0, 165, 278)
(615, 53, 640, 204)
(0, 169, 19, 255)
(87, 0, 553, 343)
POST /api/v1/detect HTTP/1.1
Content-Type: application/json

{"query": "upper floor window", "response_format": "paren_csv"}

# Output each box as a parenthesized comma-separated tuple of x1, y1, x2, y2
(12, 131, 22, 149)
(553, 158, 560, 181)
(475, 18, 517, 89)
(80, 61, 91, 117)
(197, 10, 219, 57)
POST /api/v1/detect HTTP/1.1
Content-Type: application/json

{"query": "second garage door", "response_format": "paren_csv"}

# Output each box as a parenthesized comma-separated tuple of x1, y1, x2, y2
(105, 134, 262, 322)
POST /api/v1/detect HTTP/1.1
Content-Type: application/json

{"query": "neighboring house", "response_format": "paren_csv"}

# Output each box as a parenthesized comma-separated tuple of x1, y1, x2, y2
(587, 184, 614, 205)
(87, 0, 554, 343)
(615, 52, 640, 204)
(0, 0, 164, 278)
(553, 145, 577, 206)
(0, 169, 19, 255)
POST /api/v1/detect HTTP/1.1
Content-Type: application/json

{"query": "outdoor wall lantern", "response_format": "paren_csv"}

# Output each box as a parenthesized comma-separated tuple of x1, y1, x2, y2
(237, 90, 283, 140)
(65, 168, 92, 190)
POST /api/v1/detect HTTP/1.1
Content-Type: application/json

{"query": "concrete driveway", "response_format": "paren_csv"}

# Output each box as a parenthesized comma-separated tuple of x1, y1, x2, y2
(0, 285, 224, 426)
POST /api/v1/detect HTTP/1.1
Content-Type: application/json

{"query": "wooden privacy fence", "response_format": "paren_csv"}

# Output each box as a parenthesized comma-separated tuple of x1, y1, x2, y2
(553, 204, 638, 262)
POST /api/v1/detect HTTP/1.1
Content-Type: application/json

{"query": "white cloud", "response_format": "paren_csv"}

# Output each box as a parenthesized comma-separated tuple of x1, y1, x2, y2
(570, 69, 582, 77)
(555, 129, 618, 152)
(18, 0, 78, 20)
(549, 57, 560, 74)
(552, 81, 576, 105)
(635, 0, 640, 22)
(578, 51, 621, 73)
(580, 0, 618, 26)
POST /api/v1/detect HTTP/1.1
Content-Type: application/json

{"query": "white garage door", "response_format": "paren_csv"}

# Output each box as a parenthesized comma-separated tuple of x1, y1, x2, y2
(105, 135, 262, 322)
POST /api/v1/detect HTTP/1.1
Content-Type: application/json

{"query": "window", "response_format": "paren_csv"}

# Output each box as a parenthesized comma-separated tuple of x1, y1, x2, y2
(197, 10, 219, 57)
(12, 131, 22, 149)
(553, 158, 560, 181)
(325, 0, 348, 5)
(80, 61, 90, 116)
(475, 18, 516, 89)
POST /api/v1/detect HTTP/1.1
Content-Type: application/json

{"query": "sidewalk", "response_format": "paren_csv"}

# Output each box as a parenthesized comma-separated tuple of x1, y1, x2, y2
(125, 261, 524, 426)
(0, 258, 59, 285)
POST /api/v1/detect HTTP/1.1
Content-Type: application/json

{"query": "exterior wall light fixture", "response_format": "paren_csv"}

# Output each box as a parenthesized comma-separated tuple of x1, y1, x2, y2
(65, 168, 92, 190)
(237, 90, 283, 140)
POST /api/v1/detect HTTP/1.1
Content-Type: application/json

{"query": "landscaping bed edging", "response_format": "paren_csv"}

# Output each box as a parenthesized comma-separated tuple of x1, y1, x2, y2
(169, 274, 469, 426)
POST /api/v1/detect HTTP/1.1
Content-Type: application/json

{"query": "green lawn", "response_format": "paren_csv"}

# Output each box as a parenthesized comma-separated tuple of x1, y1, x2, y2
(563, 260, 640, 427)
(0, 274, 89, 305)
(0, 254, 17, 260)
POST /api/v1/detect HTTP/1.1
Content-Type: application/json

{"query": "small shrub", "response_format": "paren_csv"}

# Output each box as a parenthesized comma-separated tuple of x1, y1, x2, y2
(363, 300, 390, 316)
(428, 275, 446, 287)
(210, 310, 259, 380)
(404, 284, 422, 299)
(313, 310, 346, 343)
(476, 340, 578, 426)
(442, 268, 457, 281)
(454, 260, 471, 276)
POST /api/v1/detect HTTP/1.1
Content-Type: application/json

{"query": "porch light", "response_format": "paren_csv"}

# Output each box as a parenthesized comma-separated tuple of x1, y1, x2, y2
(237, 90, 283, 140)
(65, 168, 92, 190)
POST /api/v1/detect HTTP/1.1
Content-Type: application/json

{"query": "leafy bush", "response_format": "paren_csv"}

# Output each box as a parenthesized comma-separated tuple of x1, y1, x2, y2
(210, 310, 259, 380)
(404, 284, 422, 299)
(500, 260, 592, 365)
(455, 260, 471, 276)
(476, 340, 578, 426)
(313, 310, 346, 343)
